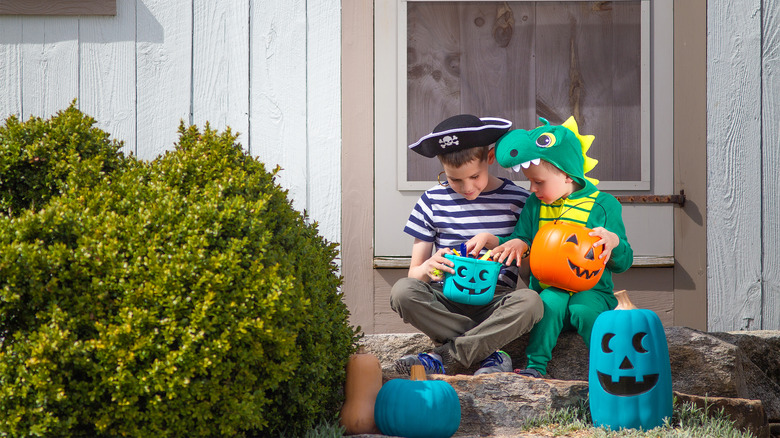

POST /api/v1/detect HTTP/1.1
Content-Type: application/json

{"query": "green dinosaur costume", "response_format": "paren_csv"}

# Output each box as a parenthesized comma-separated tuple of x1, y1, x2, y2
(495, 117, 633, 375)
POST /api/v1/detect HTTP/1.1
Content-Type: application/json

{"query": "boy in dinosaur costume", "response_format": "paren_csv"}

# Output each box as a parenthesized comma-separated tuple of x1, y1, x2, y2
(467, 116, 633, 377)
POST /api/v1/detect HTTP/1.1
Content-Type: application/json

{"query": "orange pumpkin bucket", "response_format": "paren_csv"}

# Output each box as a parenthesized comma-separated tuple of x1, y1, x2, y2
(529, 221, 605, 292)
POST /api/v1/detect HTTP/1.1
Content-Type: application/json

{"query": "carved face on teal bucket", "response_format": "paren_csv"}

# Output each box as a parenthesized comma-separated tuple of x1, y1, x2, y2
(442, 254, 500, 305)
(588, 309, 673, 430)
(453, 262, 493, 295)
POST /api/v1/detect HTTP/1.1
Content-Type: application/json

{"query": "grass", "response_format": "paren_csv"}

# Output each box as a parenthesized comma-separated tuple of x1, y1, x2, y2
(301, 398, 755, 437)
(303, 422, 347, 438)
(521, 398, 756, 438)
(285, 420, 346, 438)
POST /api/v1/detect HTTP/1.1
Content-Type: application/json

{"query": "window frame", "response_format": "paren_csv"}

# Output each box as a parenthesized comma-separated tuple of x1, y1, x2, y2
(0, 0, 116, 16)
(396, 0, 651, 192)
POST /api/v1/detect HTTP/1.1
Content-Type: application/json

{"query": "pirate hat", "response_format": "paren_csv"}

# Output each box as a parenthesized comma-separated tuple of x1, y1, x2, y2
(408, 114, 512, 158)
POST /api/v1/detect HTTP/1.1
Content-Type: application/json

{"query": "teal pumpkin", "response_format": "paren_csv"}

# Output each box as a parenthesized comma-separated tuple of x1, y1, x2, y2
(589, 308, 673, 430)
(374, 367, 461, 438)
(442, 254, 500, 305)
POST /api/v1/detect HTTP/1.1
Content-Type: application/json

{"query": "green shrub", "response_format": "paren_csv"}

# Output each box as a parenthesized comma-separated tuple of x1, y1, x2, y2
(0, 102, 126, 216)
(0, 111, 359, 437)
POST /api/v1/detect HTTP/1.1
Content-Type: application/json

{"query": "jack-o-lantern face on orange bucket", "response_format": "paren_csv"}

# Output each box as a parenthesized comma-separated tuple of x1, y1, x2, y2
(529, 221, 605, 292)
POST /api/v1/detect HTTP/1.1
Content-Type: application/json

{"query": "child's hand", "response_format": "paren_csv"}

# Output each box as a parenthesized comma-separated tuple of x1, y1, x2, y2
(491, 238, 528, 267)
(589, 227, 619, 264)
(466, 232, 498, 257)
(422, 247, 455, 281)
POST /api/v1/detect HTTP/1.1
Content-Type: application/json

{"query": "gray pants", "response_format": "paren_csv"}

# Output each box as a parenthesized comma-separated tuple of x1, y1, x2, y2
(390, 277, 544, 368)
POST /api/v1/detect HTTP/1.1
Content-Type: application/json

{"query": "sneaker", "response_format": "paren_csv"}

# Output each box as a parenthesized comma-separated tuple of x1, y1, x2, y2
(394, 352, 445, 375)
(474, 350, 512, 376)
(513, 368, 543, 378)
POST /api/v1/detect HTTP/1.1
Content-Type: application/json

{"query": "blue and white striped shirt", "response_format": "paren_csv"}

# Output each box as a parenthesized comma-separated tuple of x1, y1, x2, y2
(403, 178, 530, 288)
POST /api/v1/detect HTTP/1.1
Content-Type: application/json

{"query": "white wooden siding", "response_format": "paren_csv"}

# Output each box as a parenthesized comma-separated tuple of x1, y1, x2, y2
(22, 18, 79, 118)
(249, 1, 307, 221)
(0, 0, 341, 245)
(708, 0, 778, 330)
(762, 2, 780, 330)
(80, 0, 136, 156)
(136, 0, 192, 160)
(0, 17, 22, 113)
(192, 0, 249, 144)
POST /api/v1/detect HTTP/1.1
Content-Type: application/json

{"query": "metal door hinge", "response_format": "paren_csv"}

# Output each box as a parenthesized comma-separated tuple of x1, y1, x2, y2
(615, 190, 686, 207)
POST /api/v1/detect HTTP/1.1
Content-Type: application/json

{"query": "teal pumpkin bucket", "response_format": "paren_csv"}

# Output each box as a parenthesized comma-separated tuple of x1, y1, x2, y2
(588, 308, 673, 430)
(442, 254, 500, 305)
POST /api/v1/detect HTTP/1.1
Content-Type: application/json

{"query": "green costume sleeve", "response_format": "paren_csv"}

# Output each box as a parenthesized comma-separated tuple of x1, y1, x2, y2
(498, 195, 540, 246)
(586, 193, 633, 274)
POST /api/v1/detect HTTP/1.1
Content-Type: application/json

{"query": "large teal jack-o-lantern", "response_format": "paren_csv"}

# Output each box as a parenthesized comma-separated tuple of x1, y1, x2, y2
(589, 293, 672, 430)
(442, 254, 501, 305)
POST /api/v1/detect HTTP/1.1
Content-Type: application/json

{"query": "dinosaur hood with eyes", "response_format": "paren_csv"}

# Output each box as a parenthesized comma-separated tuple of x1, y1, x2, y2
(494, 116, 598, 191)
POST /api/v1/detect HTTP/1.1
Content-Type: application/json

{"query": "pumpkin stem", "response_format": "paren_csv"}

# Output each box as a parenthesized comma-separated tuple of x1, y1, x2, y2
(614, 290, 638, 310)
(410, 364, 427, 381)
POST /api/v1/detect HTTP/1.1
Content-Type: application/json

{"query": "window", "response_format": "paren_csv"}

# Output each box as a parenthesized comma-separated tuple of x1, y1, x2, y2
(400, 1, 649, 191)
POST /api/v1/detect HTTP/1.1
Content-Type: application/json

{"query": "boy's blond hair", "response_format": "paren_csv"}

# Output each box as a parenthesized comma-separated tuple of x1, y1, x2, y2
(538, 158, 581, 189)
(438, 146, 490, 168)
(538, 158, 567, 175)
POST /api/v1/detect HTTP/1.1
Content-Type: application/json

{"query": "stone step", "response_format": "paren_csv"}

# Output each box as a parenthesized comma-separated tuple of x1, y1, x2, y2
(358, 328, 780, 437)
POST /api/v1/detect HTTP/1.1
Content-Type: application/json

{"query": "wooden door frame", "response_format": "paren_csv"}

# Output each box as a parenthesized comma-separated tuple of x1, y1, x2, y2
(341, 0, 709, 333)
(673, 0, 707, 330)
(341, 0, 375, 333)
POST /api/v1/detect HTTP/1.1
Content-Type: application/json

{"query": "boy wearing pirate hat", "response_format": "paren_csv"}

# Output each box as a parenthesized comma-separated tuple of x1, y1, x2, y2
(391, 114, 544, 376)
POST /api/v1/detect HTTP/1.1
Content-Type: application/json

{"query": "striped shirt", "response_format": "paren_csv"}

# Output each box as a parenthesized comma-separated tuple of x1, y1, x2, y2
(403, 177, 530, 288)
